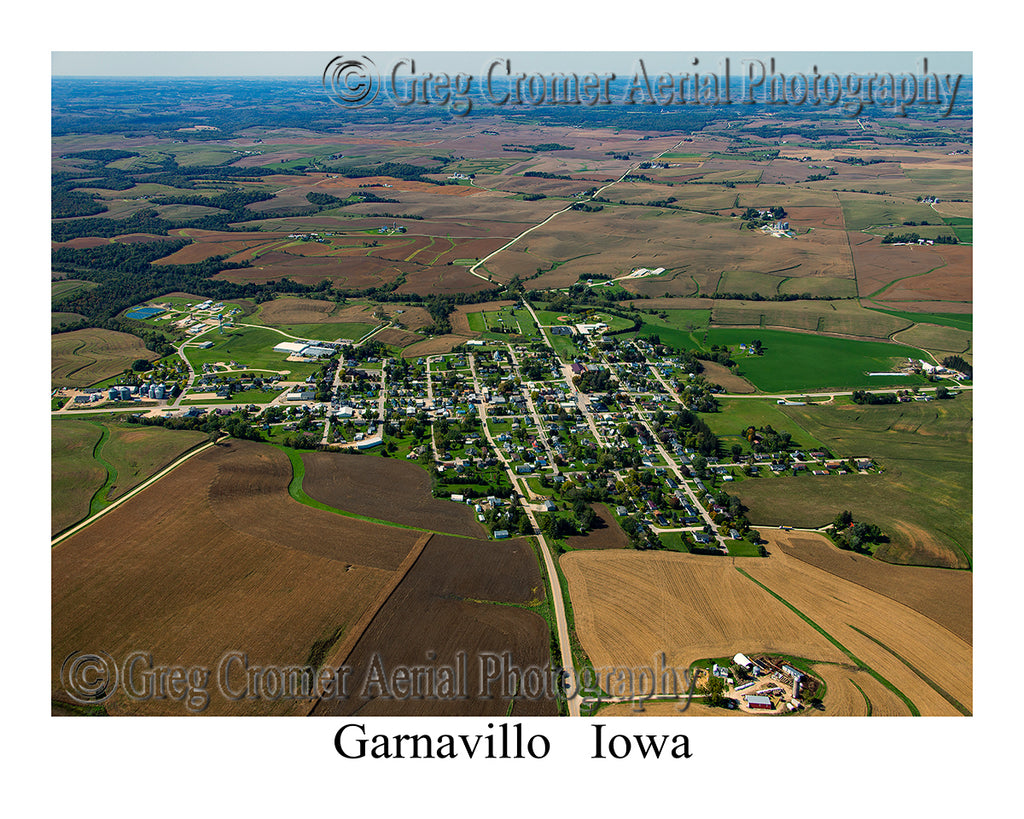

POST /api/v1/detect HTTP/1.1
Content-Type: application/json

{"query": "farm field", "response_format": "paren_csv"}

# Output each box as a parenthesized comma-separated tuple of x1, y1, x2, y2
(562, 536, 970, 716)
(51, 420, 107, 536)
(564, 504, 630, 550)
(774, 533, 971, 644)
(52, 418, 208, 536)
(732, 394, 973, 568)
(560, 549, 848, 698)
(300, 451, 487, 537)
(309, 533, 557, 716)
(51, 328, 159, 389)
(52, 440, 426, 715)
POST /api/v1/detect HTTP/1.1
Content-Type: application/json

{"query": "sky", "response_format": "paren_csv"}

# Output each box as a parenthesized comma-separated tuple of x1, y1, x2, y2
(52, 51, 972, 78)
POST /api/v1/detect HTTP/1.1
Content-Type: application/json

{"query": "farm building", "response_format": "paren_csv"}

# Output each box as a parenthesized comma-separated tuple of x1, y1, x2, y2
(274, 341, 309, 356)
(744, 695, 773, 710)
(493, 530, 510, 539)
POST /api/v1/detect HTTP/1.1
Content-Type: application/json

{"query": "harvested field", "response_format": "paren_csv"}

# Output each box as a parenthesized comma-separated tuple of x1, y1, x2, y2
(700, 361, 755, 393)
(561, 550, 848, 693)
(52, 328, 158, 389)
(393, 264, 498, 296)
(773, 532, 971, 644)
(809, 663, 911, 716)
(254, 297, 337, 325)
(310, 534, 557, 716)
(891, 323, 971, 355)
(401, 334, 470, 358)
(851, 234, 972, 306)
(301, 452, 486, 537)
(564, 504, 630, 550)
(564, 544, 970, 716)
(52, 441, 424, 715)
(744, 542, 972, 715)
(372, 327, 422, 347)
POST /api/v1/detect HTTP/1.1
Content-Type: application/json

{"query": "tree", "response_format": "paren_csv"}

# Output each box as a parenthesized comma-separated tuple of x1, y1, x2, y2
(132, 358, 153, 372)
(704, 674, 727, 707)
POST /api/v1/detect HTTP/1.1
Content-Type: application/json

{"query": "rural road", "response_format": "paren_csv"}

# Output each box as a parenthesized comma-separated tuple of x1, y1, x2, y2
(467, 140, 686, 283)
(468, 349, 580, 716)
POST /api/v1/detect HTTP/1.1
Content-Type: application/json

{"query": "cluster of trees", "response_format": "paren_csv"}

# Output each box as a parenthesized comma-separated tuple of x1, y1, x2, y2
(523, 170, 572, 180)
(881, 232, 958, 244)
(942, 355, 972, 379)
(828, 510, 888, 552)
(851, 390, 898, 405)
(334, 161, 444, 184)
(501, 143, 572, 153)
(742, 424, 793, 454)
(741, 206, 787, 222)
(573, 367, 616, 393)
(126, 410, 263, 441)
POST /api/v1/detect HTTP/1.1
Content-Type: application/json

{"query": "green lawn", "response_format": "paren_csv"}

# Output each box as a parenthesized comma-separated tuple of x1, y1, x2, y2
(708, 328, 931, 393)
(180, 326, 322, 379)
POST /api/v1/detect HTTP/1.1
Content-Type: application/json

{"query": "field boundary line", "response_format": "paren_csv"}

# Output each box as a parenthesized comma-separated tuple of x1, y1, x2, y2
(847, 624, 971, 716)
(305, 532, 433, 716)
(734, 567, 920, 716)
(51, 435, 222, 548)
(778, 541, 973, 635)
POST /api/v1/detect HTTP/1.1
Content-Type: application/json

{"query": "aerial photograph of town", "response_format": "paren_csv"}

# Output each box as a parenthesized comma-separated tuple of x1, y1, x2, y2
(34, 17, 1003, 809)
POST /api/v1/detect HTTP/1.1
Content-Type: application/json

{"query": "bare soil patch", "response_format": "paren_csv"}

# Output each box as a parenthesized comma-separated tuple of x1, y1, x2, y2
(52, 441, 421, 715)
(564, 504, 630, 550)
(372, 327, 422, 347)
(310, 534, 557, 716)
(301, 452, 486, 538)
(700, 361, 756, 393)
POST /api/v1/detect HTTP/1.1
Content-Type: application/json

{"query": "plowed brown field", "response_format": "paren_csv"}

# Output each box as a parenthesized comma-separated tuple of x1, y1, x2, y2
(310, 534, 557, 716)
(301, 452, 486, 537)
(52, 441, 424, 715)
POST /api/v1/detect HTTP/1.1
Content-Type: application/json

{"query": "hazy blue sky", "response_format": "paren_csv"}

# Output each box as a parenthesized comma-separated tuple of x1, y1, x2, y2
(52, 51, 971, 78)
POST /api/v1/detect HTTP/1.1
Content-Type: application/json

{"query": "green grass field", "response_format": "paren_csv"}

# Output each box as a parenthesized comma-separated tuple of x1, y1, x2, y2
(866, 307, 972, 333)
(704, 398, 831, 455)
(180, 326, 322, 379)
(709, 328, 931, 392)
(256, 322, 375, 342)
(732, 394, 972, 569)
(838, 194, 939, 231)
